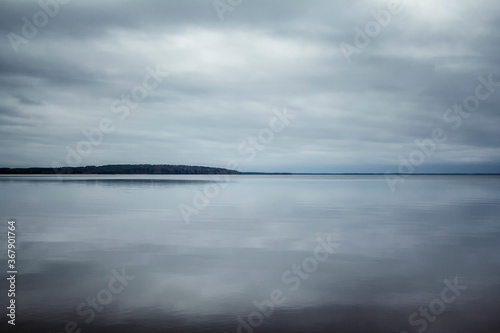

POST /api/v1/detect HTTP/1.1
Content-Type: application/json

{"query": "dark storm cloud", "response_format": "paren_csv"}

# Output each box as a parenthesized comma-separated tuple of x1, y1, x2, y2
(0, 0, 499, 172)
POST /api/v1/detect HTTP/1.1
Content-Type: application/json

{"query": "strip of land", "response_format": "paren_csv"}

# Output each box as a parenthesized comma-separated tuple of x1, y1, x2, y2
(0, 164, 240, 175)
(0, 164, 498, 175)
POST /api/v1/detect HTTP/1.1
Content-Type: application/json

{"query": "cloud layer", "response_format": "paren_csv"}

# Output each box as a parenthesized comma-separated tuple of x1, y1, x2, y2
(1, 0, 499, 172)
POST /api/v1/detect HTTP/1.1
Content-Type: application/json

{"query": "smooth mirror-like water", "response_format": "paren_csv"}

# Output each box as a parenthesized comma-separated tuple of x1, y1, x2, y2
(1, 175, 499, 333)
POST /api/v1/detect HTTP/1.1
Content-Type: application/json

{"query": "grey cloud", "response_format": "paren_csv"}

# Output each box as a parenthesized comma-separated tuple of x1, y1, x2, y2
(0, 0, 499, 172)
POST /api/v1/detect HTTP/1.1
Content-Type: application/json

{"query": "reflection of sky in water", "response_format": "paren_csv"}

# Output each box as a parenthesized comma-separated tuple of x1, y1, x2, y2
(0, 175, 499, 332)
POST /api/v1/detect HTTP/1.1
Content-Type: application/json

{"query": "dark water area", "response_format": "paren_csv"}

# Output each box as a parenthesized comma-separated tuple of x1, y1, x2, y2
(1, 175, 499, 333)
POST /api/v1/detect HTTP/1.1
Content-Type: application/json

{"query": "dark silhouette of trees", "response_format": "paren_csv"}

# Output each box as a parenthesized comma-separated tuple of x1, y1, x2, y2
(0, 164, 241, 175)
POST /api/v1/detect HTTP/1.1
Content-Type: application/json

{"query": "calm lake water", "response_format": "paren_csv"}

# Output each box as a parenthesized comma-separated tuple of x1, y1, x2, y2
(1, 175, 499, 333)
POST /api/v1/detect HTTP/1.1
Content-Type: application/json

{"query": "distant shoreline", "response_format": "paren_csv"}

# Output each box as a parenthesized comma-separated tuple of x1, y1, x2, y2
(0, 164, 498, 176)
(0, 164, 240, 175)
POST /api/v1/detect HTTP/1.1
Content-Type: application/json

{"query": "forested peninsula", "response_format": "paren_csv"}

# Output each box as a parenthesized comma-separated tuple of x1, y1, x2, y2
(0, 164, 241, 175)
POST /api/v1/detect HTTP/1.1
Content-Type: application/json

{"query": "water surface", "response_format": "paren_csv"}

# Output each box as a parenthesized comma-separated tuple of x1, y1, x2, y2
(1, 175, 499, 333)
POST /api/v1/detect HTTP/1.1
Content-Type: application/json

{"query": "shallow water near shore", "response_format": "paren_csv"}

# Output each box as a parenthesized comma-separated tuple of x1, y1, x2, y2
(1, 175, 500, 333)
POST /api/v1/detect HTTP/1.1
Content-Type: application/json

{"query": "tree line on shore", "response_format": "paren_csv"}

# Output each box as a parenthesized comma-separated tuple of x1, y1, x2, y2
(0, 164, 241, 175)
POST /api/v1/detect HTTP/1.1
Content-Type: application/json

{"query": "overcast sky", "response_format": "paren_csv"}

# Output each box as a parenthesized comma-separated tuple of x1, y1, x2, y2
(1, 0, 499, 173)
